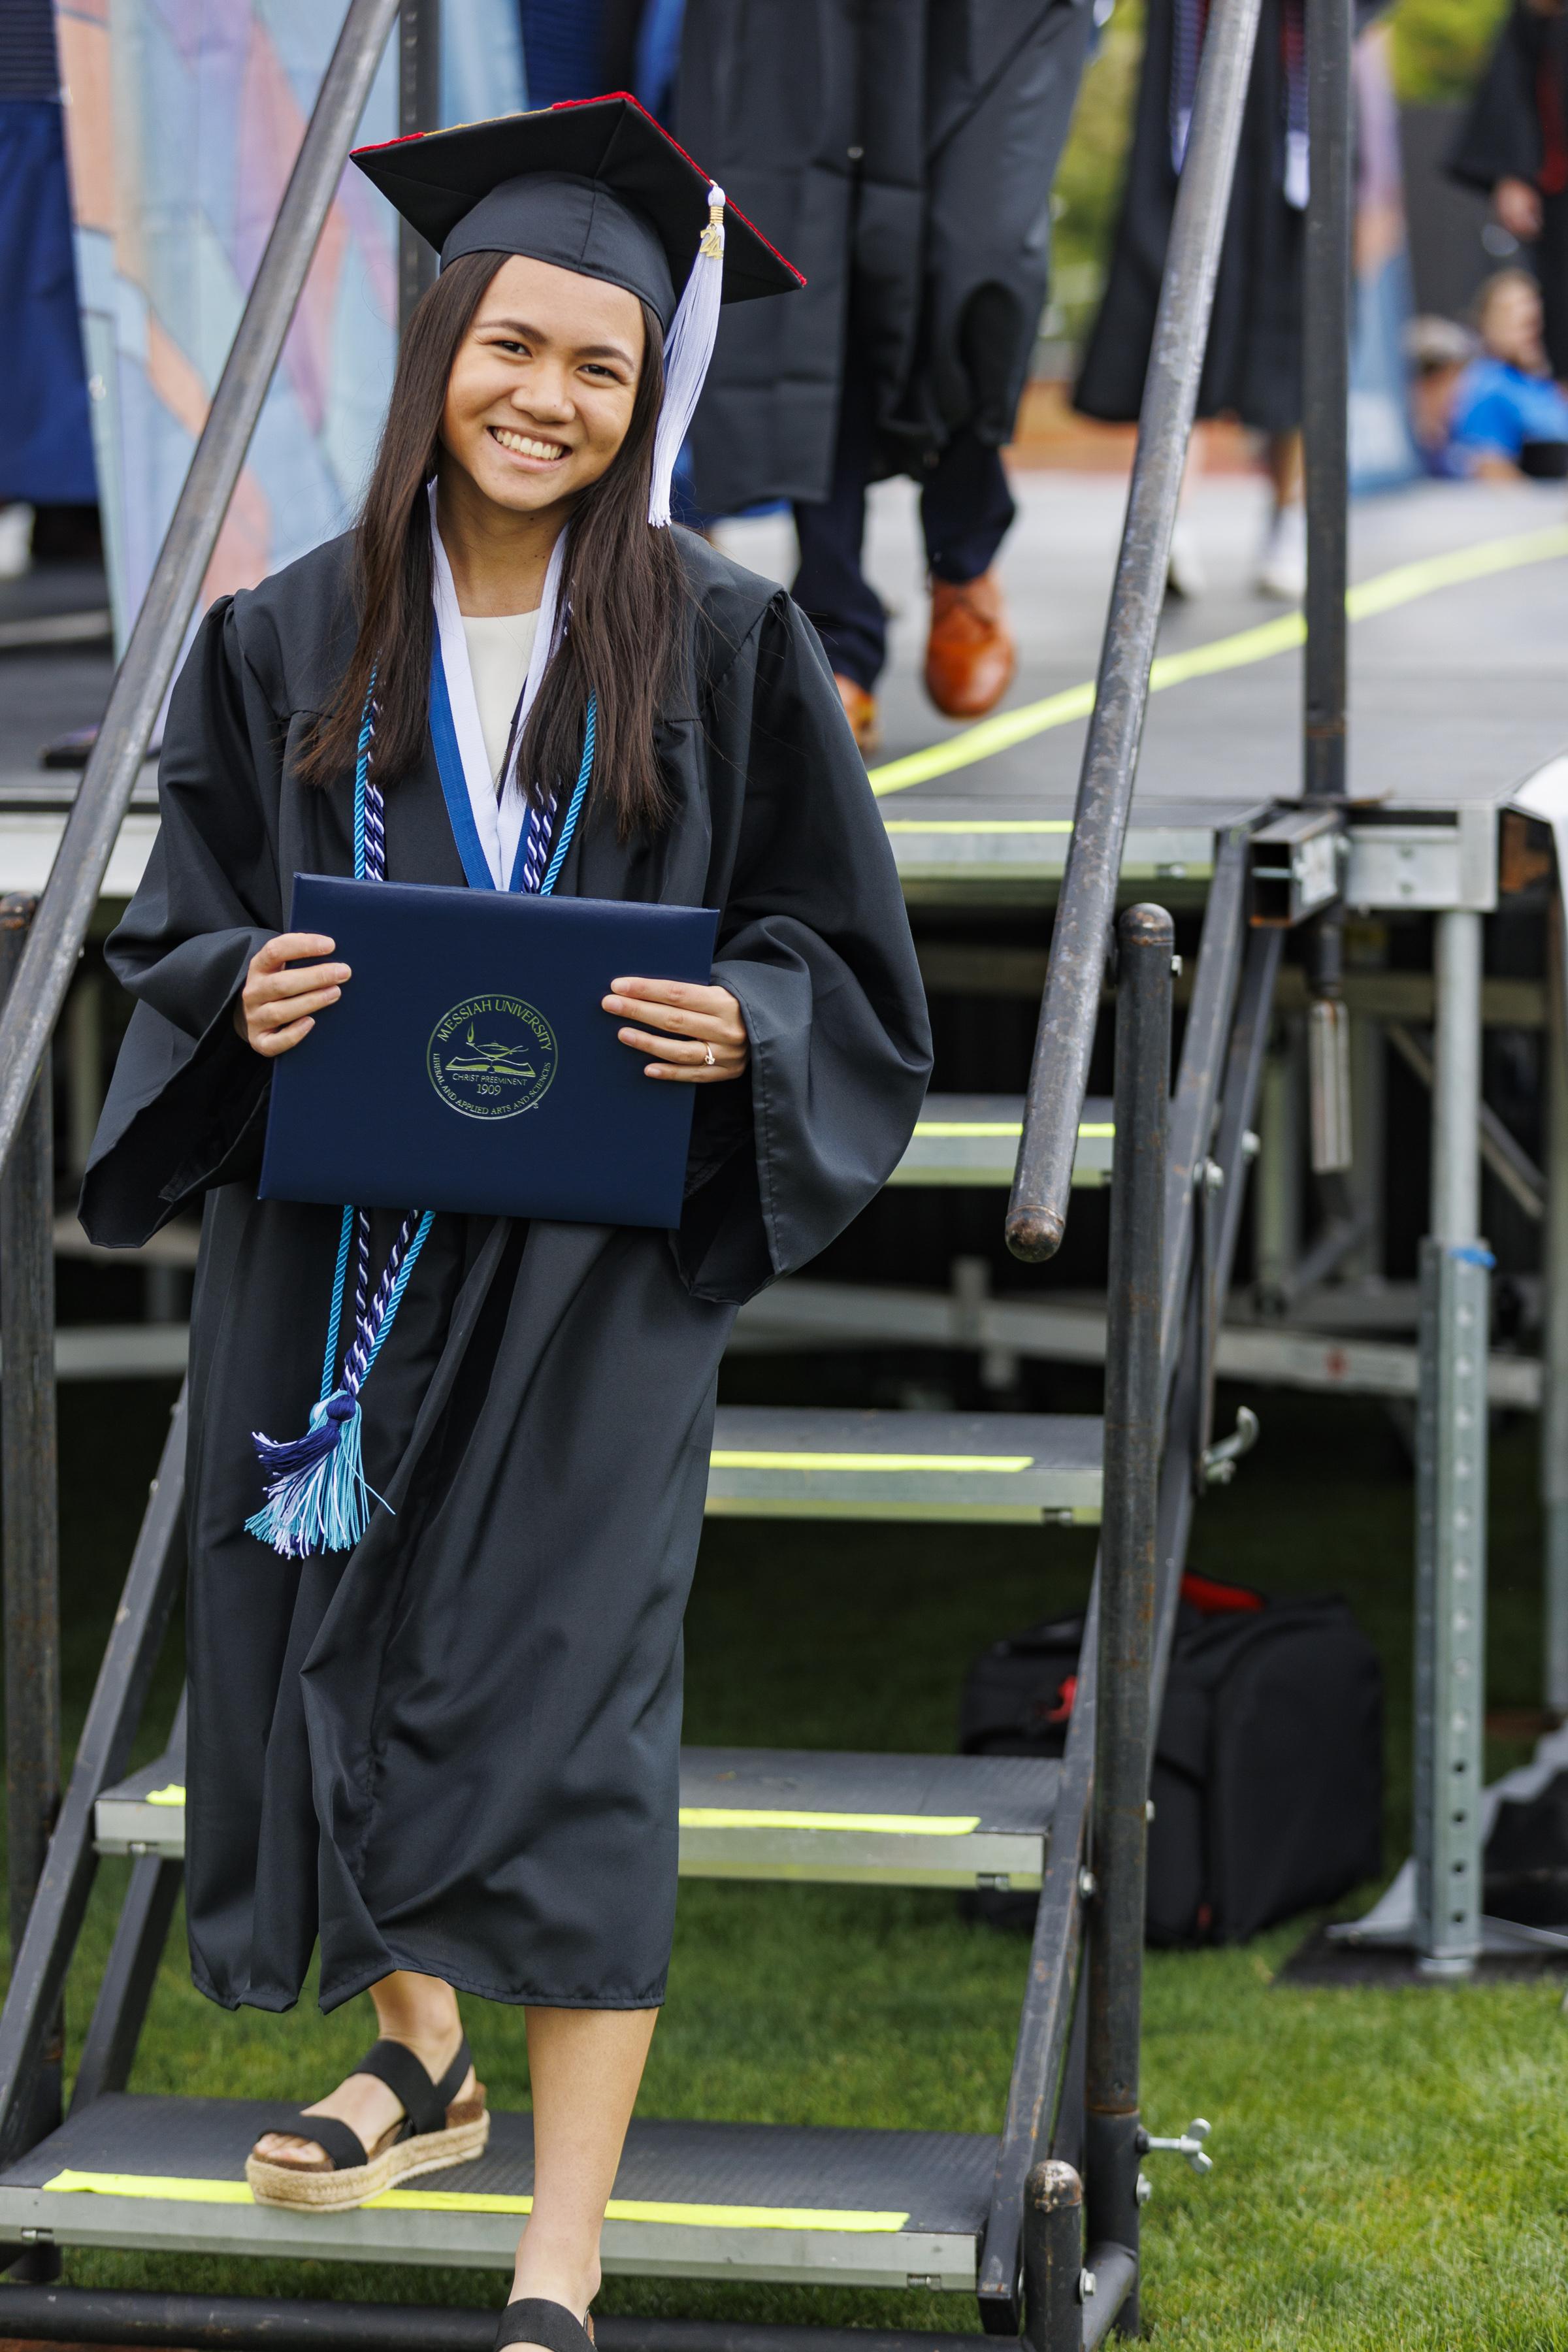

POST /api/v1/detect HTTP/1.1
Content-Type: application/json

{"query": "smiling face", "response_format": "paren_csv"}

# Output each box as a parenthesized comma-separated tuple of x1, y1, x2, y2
(438, 252, 647, 519)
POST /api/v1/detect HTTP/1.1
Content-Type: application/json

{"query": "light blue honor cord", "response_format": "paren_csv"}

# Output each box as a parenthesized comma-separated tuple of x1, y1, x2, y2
(316, 687, 598, 1407)
(248, 689, 596, 1559)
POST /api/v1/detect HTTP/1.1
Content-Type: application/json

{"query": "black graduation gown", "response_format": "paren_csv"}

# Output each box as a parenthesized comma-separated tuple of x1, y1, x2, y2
(1450, 1, 1568, 380)
(676, 0, 1096, 514)
(80, 529, 932, 2016)
(1076, 0, 1311, 432)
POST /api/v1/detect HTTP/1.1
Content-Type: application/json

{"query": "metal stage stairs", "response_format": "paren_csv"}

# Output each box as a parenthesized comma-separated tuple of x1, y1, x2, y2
(0, 0, 1363, 2338)
(0, 821, 1279, 2330)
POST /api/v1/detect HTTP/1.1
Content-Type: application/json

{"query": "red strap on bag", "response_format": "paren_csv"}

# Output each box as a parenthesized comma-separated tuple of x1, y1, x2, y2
(1179, 1571, 1266, 1616)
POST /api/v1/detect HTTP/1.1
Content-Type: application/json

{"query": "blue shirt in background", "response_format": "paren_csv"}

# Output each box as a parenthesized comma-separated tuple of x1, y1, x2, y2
(1448, 357, 1568, 467)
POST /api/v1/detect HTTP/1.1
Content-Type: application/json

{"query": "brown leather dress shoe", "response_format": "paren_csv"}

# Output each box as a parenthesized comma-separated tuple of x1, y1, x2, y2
(834, 672, 882, 757)
(923, 571, 1016, 719)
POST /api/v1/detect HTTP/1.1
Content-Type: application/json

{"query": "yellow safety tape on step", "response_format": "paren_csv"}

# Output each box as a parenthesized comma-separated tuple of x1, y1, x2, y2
(708, 1452, 1034, 1474)
(146, 1786, 185, 1806)
(679, 1808, 981, 1835)
(866, 522, 1568, 797)
(41, 2171, 910, 2230)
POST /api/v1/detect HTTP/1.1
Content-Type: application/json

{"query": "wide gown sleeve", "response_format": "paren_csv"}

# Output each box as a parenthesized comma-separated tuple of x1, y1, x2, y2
(674, 594, 933, 1304)
(78, 600, 285, 1247)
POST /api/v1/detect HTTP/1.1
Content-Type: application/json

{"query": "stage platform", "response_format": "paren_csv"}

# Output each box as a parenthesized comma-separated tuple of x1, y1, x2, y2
(0, 476, 1561, 914)
(717, 470, 1567, 820)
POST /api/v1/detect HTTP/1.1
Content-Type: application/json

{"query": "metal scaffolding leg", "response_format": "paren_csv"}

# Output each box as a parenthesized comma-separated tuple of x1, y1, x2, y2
(1414, 909, 1488, 1974)
(1346, 923, 1391, 1288)
(1255, 1018, 1303, 1310)
(1543, 895, 1568, 1718)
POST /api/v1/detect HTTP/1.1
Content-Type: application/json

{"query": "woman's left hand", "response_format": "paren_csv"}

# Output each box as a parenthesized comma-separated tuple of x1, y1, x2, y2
(602, 977, 749, 1083)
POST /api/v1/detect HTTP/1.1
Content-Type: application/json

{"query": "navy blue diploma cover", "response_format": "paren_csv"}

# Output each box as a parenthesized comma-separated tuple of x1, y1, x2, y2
(259, 874, 720, 1228)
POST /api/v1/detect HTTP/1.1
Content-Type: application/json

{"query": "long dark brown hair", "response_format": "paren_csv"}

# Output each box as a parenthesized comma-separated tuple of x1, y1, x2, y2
(302, 249, 687, 835)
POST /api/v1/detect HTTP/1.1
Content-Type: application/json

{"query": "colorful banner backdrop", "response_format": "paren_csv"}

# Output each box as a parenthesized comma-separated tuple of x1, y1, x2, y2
(54, 0, 525, 647)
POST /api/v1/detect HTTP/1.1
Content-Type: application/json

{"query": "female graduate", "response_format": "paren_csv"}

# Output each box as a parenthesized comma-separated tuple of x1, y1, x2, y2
(81, 95, 932, 2352)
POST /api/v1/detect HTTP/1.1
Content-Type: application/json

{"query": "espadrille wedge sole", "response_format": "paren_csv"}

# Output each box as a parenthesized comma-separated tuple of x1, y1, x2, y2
(246, 2033, 488, 2213)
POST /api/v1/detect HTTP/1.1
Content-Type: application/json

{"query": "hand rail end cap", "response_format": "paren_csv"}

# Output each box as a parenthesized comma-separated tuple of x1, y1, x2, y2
(1006, 1207, 1064, 1263)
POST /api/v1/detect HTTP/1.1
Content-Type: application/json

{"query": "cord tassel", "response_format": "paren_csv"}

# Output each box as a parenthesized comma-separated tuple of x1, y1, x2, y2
(245, 1391, 376, 1561)
(649, 183, 725, 527)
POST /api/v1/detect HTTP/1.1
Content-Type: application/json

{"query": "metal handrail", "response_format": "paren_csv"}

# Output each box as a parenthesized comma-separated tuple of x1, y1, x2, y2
(1004, 0, 1265, 1264)
(0, 0, 401, 1196)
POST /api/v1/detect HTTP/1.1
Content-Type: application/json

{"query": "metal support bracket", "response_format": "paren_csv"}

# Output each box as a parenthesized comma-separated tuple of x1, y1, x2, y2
(1248, 809, 1345, 927)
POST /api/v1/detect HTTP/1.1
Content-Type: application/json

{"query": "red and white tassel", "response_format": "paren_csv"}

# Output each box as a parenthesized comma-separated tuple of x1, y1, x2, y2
(649, 182, 725, 527)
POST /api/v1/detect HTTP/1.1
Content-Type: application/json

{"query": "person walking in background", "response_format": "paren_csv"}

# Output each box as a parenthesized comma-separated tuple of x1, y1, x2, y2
(677, 0, 1096, 754)
(1075, 0, 1326, 601)
(1449, 0, 1568, 383)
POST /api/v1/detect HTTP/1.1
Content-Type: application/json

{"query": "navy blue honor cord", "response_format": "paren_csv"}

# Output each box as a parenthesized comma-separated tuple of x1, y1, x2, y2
(246, 685, 596, 1560)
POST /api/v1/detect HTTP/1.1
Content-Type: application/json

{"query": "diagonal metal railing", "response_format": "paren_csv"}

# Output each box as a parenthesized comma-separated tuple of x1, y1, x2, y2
(1004, 0, 1266, 1267)
(978, 0, 1269, 2322)
(0, 0, 401, 1197)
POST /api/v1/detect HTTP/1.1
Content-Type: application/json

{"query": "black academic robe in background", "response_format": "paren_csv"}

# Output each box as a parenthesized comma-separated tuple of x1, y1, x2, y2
(676, 0, 1095, 514)
(81, 530, 932, 2015)
(1077, 0, 1311, 431)
(1450, 1, 1568, 379)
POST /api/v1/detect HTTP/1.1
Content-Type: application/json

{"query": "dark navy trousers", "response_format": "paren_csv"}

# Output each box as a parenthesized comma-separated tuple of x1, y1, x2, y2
(792, 358, 1016, 692)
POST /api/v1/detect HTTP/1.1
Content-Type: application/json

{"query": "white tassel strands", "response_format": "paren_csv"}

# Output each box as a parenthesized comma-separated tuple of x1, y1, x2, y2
(649, 184, 725, 527)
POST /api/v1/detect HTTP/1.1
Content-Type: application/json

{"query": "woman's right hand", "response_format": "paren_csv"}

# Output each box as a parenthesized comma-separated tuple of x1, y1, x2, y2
(235, 933, 351, 1056)
(1497, 176, 1543, 240)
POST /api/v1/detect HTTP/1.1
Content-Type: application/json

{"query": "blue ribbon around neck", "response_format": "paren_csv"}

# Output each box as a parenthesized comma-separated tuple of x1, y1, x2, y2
(429, 642, 553, 894)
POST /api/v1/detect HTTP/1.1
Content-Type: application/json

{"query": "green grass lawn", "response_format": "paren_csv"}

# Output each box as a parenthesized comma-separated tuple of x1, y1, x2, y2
(11, 1378, 1568, 2345)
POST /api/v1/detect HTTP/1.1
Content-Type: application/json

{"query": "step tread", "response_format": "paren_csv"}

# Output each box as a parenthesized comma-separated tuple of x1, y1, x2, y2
(881, 794, 1249, 894)
(680, 1746, 1058, 1834)
(711, 1405, 1100, 1460)
(97, 1748, 1062, 1891)
(706, 1407, 1103, 1523)
(0, 2097, 995, 2285)
(892, 1093, 1113, 1187)
(101, 1745, 1060, 1827)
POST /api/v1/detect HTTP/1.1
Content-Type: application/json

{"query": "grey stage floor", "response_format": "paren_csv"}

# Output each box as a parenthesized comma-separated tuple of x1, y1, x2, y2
(715, 471, 1568, 812)
(0, 474, 1561, 814)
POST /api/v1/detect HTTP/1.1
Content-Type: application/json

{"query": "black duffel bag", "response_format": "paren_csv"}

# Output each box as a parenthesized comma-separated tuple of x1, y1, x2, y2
(960, 1574, 1383, 1944)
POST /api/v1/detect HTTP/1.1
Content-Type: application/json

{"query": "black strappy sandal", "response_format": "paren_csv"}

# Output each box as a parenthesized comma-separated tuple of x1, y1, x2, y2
(493, 2298, 596, 2352)
(246, 2034, 489, 2211)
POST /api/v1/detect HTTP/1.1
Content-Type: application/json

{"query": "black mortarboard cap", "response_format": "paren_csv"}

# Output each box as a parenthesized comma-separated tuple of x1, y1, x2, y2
(351, 91, 802, 333)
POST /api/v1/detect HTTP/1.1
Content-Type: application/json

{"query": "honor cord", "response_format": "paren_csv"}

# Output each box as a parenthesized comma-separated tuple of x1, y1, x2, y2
(248, 687, 596, 1560)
